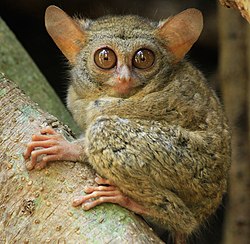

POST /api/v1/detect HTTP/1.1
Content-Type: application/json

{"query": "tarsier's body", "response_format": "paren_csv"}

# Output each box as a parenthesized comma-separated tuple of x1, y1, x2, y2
(25, 6, 231, 239)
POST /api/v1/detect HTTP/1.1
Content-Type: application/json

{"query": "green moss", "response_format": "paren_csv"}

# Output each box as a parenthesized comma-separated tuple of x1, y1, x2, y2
(21, 105, 41, 118)
(0, 88, 6, 97)
(71, 203, 135, 242)
(0, 18, 80, 135)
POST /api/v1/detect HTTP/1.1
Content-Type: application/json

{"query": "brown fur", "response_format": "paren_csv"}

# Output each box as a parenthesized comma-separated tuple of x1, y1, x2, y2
(47, 6, 231, 235)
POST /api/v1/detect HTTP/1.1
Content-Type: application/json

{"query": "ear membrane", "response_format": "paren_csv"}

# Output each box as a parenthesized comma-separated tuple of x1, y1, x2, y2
(45, 5, 86, 64)
(157, 8, 203, 63)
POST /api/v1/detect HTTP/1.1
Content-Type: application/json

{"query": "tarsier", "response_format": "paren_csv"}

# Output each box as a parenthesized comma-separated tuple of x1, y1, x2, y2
(24, 5, 231, 241)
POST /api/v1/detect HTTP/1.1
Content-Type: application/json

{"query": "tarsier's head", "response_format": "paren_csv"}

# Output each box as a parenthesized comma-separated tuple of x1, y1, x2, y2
(45, 6, 203, 97)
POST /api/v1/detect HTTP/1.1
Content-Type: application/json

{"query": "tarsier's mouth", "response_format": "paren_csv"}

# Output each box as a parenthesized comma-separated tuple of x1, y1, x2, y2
(113, 81, 133, 94)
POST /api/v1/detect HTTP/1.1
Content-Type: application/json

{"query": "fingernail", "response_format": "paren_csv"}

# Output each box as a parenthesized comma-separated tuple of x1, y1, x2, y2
(26, 161, 33, 170)
(73, 197, 80, 202)
(35, 165, 42, 171)
(72, 197, 82, 206)
(23, 150, 29, 159)
(82, 203, 90, 210)
(84, 187, 90, 193)
(95, 177, 100, 183)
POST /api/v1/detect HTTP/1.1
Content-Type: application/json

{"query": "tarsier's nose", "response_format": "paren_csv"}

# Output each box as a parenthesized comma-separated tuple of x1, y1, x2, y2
(117, 65, 131, 83)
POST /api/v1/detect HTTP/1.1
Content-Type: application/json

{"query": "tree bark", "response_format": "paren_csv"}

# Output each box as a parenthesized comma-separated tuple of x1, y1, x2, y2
(0, 74, 163, 243)
(0, 17, 80, 134)
(219, 0, 250, 23)
(218, 4, 250, 244)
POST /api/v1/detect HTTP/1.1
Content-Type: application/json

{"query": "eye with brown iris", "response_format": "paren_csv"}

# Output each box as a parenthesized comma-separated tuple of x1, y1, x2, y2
(94, 48, 117, 69)
(133, 49, 155, 69)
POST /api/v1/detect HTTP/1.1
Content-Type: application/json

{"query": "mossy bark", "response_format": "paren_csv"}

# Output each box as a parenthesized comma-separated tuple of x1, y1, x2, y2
(0, 17, 80, 134)
(0, 75, 163, 243)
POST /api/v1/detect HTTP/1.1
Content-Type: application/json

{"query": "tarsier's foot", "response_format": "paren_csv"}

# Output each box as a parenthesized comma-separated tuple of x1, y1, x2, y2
(24, 127, 82, 170)
(73, 176, 147, 215)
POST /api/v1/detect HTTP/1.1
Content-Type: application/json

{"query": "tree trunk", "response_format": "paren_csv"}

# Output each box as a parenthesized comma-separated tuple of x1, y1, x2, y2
(0, 17, 80, 134)
(219, 0, 250, 23)
(218, 4, 250, 244)
(0, 75, 163, 243)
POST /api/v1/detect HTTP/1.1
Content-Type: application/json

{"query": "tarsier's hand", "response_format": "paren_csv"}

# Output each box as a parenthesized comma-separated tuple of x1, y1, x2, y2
(24, 128, 147, 215)
(72, 176, 147, 215)
(24, 127, 83, 170)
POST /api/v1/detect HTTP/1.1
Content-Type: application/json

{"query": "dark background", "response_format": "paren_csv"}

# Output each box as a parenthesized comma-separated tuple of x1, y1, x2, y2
(0, 1, 224, 243)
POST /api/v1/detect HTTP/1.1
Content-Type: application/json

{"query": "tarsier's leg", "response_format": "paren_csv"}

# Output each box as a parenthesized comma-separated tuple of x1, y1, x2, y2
(24, 127, 84, 170)
(85, 116, 200, 234)
(72, 176, 148, 215)
(76, 177, 188, 244)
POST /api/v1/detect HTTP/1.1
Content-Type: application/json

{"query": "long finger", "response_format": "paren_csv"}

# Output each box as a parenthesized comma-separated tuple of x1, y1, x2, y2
(26, 161, 35, 170)
(24, 140, 58, 159)
(83, 194, 147, 214)
(27, 147, 60, 170)
(31, 134, 56, 142)
(78, 190, 119, 202)
(42, 154, 62, 163)
(29, 147, 58, 165)
(72, 190, 119, 206)
(84, 185, 116, 194)
(34, 160, 48, 170)
(34, 154, 64, 170)
(82, 196, 123, 210)
(40, 127, 57, 135)
(26, 150, 45, 170)
(95, 176, 114, 186)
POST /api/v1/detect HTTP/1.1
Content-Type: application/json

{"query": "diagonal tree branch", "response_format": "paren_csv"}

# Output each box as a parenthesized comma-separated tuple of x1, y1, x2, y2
(0, 74, 163, 243)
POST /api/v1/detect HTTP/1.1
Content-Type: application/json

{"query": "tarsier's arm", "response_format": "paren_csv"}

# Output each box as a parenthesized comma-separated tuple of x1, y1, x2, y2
(24, 127, 86, 170)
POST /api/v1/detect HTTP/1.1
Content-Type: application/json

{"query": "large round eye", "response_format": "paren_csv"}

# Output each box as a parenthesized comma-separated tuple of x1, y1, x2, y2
(94, 48, 117, 69)
(133, 49, 155, 69)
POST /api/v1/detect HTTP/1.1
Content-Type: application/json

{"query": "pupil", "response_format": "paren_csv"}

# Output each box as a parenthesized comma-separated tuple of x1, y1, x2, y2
(136, 50, 146, 62)
(140, 55, 145, 62)
(104, 52, 108, 61)
(100, 50, 109, 62)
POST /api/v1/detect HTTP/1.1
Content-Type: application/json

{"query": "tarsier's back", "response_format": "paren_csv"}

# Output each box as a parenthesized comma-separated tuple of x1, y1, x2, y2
(45, 5, 231, 237)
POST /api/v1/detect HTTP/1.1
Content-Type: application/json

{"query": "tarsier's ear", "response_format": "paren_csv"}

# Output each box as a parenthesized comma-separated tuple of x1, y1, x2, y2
(45, 5, 86, 64)
(156, 8, 203, 63)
